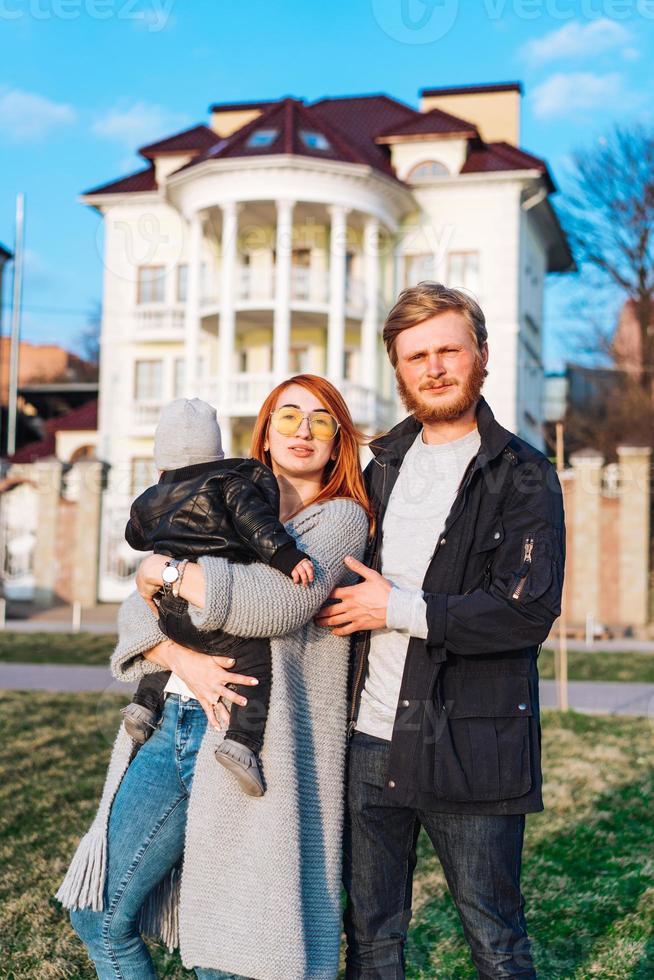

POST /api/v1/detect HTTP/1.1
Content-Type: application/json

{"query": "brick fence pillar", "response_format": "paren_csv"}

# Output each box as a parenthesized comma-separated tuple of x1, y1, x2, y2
(71, 460, 105, 608)
(32, 459, 63, 606)
(617, 445, 651, 627)
(569, 449, 604, 623)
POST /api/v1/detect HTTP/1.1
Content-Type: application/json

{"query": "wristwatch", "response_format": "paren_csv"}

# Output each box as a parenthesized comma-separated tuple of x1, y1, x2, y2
(161, 558, 182, 596)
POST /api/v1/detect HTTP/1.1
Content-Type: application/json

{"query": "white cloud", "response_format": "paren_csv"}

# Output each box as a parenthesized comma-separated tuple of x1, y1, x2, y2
(522, 19, 633, 65)
(0, 86, 76, 142)
(531, 71, 623, 120)
(91, 101, 190, 150)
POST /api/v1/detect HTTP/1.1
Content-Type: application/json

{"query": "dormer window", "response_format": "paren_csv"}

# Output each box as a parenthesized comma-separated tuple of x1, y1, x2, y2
(246, 128, 278, 148)
(300, 130, 331, 151)
(408, 160, 450, 181)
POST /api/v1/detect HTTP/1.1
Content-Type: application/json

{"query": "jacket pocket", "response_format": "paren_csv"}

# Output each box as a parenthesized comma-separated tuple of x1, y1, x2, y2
(509, 532, 553, 603)
(428, 674, 533, 803)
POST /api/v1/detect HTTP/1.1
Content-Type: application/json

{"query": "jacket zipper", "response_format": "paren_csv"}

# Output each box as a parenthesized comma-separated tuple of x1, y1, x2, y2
(512, 535, 534, 600)
(348, 459, 388, 737)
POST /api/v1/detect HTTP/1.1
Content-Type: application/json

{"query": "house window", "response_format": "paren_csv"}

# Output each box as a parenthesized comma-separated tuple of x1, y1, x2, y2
(408, 160, 450, 182)
(343, 349, 355, 380)
(173, 357, 185, 398)
(134, 360, 163, 402)
(404, 254, 435, 288)
(131, 457, 156, 494)
(447, 251, 480, 296)
(237, 349, 248, 373)
(246, 128, 278, 148)
(176, 264, 188, 303)
(137, 266, 165, 304)
(300, 130, 331, 151)
(290, 346, 310, 374)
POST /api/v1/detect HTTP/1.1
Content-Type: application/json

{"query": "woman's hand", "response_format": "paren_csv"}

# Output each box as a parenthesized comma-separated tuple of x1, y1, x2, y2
(144, 639, 257, 729)
(135, 554, 168, 615)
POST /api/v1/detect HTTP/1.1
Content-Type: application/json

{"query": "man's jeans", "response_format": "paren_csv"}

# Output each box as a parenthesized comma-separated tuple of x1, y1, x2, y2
(343, 732, 536, 980)
(70, 695, 249, 980)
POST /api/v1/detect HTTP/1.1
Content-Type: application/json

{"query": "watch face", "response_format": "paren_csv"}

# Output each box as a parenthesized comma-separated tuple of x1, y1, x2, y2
(162, 565, 179, 585)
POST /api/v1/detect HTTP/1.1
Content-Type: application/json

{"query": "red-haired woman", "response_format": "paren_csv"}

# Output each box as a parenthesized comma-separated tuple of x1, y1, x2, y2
(60, 376, 371, 980)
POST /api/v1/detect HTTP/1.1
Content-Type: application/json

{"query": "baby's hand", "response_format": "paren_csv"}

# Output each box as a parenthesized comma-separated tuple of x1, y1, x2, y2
(291, 558, 315, 586)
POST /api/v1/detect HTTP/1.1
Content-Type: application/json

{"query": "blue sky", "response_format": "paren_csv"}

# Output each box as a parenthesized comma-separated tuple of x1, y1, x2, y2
(1, 0, 653, 371)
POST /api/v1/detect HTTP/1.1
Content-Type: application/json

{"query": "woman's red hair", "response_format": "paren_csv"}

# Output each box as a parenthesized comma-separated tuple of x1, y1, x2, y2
(250, 374, 374, 531)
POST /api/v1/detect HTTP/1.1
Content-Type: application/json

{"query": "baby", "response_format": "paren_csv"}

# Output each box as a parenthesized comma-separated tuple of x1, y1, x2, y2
(122, 397, 314, 798)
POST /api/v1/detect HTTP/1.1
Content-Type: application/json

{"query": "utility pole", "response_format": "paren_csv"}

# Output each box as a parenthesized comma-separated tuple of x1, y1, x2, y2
(7, 193, 25, 458)
(555, 420, 569, 711)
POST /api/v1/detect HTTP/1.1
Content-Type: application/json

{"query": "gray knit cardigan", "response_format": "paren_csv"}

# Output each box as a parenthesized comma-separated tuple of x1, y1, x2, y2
(57, 498, 369, 980)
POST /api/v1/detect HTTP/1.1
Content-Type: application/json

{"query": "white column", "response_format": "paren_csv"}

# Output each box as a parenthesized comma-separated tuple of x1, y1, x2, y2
(273, 199, 294, 380)
(327, 205, 349, 382)
(361, 216, 380, 390)
(184, 211, 202, 397)
(218, 201, 240, 438)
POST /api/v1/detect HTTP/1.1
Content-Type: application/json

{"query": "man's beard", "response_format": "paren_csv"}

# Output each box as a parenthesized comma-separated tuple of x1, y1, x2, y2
(396, 357, 487, 424)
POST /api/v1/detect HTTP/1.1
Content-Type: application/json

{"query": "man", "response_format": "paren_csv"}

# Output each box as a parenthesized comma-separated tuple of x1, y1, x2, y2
(317, 282, 565, 979)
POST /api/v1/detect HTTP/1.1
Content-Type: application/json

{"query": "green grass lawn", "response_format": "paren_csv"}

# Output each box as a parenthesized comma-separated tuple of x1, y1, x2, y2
(2, 633, 654, 685)
(1, 692, 652, 979)
(0, 632, 116, 665)
(539, 647, 654, 684)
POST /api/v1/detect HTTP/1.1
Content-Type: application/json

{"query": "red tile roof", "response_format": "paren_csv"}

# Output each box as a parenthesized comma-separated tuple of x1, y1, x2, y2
(173, 97, 401, 178)
(376, 107, 478, 142)
(82, 166, 157, 196)
(309, 94, 415, 175)
(6, 400, 97, 464)
(421, 82, 522, 97)
(81, 89, 557, 196)
(139, 124, 218, 158)
(208, 99, 278, 113)
(461, 141, 555, 191)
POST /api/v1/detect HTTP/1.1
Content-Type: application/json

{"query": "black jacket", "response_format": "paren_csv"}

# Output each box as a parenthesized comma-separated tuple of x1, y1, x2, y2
(125, 458, 309, 655)
(349, 398, 565, 815)
(125, 458, 308, 575)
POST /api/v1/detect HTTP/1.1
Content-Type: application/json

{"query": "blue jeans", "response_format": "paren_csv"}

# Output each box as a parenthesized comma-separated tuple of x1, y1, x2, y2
(70, 695, 248, 980)
(343, 732, 536, 980)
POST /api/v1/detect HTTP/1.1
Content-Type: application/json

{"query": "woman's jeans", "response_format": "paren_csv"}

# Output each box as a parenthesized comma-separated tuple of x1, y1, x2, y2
(70, 694, 247, 980)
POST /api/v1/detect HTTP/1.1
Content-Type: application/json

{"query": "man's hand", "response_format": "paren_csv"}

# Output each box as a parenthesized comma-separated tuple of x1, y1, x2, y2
(314, 556, 392, 635)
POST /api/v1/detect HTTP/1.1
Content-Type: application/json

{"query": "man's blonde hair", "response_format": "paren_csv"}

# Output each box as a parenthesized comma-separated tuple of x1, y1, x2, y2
(382, 281, 488, 367)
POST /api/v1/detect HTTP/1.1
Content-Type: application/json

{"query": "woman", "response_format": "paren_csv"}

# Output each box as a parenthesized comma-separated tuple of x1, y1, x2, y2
(58, 375, 371, 980)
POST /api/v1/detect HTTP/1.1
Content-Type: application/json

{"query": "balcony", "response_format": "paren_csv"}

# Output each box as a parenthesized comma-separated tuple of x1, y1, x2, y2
(199, 373, 396, 431)
(237, 267, 274, 304)
(290, 267, 328, 306)
(200, 373, 276, 416)
(341, 381, 396, 432)
(134, 304, 185, 340)
(130, 401, 163, 434)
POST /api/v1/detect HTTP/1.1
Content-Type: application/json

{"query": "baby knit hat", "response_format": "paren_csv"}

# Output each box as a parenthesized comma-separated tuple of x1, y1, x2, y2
(153, 398, 224, 471)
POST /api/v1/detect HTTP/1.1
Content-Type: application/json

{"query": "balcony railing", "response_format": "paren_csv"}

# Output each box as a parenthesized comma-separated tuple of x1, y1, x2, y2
(201, 373, 277, 416)
(290, 267, 328, 304)
(341, 381, 396, 431)
(134, 304, 185, 337)
(237, 266, 274, 303)
(131, 401, 163, 431)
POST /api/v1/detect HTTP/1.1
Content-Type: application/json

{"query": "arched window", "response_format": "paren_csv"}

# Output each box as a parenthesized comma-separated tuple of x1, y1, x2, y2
(407, 160, 450, 182)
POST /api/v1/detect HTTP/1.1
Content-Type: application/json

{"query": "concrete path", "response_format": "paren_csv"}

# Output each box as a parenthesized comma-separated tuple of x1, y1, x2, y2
(544, 638, 654, 654)
(2, 664, 653, 717)
(539, 680, 654, 716)
(0, 663, 134, 693)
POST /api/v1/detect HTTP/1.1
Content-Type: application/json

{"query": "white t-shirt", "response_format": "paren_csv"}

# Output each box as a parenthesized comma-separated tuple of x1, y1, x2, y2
(355, 427, 481, 741)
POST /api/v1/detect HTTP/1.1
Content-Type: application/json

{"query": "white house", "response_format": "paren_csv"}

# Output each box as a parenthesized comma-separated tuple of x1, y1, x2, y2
(81, 82, 571, 601)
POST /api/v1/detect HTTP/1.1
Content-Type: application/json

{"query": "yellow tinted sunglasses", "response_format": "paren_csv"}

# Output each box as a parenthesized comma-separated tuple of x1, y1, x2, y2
(269, 408, 340, 442)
